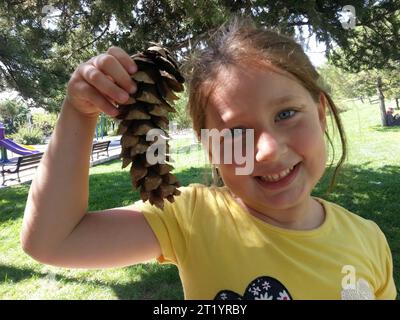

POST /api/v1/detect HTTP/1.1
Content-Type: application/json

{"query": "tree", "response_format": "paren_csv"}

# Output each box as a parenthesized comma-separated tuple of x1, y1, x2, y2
(0, 2, 69, 110)
(318, 63, 376, 100)
(381, 68, 400, 108)
(0, 0, 399, 112)
(318, 62, 400, 125)
(0, 98, 29, 134)
(329, 1, 400, 72)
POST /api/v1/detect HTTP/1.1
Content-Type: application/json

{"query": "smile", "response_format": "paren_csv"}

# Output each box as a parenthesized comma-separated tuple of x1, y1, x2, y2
(258, 165, 295, 182)
(255, 162, 301, 190)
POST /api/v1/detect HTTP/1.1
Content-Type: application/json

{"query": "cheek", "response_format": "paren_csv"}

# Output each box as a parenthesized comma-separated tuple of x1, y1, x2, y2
(291, 121, 327, 170)
(218, 163, 253, 189)
(210, 138, 250, 167)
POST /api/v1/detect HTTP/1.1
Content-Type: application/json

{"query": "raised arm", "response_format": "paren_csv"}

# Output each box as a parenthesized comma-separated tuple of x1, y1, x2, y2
(21, 47, 161, 268)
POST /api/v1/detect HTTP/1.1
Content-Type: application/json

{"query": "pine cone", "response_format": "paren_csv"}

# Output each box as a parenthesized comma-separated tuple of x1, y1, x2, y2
(116, 44, 185, 209)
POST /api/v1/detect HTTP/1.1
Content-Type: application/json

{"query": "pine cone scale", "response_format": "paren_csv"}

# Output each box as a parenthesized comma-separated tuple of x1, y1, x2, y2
(117, 44, 185, 209)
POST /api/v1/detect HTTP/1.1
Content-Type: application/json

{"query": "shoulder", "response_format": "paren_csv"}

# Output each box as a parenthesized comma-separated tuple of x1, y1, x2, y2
(317, 197, 388, 246)
(318, 199, 396, 299)
(173, 183, 225, 205)
(135, 183, 227, 218)
(319, 198, 375, 227)
(176, 183, 231, 205)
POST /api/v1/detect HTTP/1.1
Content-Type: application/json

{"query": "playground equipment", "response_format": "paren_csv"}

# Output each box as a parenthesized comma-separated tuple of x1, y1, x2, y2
(0, 122, 39, 163)
(95, 113, 107, 140)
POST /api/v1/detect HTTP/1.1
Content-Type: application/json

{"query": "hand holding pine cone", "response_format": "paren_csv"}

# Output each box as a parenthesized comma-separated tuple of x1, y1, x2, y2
(116, 45, 185, 209)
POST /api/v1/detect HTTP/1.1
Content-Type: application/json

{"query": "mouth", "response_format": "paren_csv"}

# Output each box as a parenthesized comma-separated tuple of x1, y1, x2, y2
(254, 162, 301, 190)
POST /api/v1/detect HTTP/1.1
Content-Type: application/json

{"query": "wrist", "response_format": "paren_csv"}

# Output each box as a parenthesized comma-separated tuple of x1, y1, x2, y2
(63, 96, 101, 120)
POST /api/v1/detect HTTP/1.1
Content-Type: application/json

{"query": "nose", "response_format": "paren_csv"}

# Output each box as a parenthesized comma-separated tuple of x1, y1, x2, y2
(255, 131, 286, 163)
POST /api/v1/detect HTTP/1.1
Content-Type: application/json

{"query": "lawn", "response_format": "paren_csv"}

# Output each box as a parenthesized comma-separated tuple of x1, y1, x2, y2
(0, 100, 399, 299)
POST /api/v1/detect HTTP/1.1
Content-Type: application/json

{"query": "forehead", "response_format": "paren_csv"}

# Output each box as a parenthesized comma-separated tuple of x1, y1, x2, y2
(205, 65, 311, 126)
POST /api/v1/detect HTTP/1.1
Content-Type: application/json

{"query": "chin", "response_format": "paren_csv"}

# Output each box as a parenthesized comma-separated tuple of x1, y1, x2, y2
(256, 182, 309, 210)
(229, 174, 310, 211)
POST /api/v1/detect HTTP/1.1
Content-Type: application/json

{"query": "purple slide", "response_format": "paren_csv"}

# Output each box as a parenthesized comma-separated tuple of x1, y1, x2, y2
(0, 122, 39, 163)
(0, 138, 40, 156)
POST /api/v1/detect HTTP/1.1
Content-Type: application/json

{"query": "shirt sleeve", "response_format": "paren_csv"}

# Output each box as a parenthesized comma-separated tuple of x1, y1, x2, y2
(374, 225, 397, 300)
(132, 184, 201, 266)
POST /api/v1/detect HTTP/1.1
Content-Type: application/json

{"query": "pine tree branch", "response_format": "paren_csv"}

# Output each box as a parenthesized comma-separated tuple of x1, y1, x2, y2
(66, 22, 110, 60)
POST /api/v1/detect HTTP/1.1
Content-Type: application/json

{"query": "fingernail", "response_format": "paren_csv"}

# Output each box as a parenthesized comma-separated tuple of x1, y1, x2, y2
(129, 84, 137, 94)
(113, 108, 120, 117)
(119, 92, 129, 102)
(129, 65, 137, 74)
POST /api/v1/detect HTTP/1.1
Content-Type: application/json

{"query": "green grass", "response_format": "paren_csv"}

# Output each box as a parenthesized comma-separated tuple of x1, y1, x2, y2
(1, 101, 399, 299)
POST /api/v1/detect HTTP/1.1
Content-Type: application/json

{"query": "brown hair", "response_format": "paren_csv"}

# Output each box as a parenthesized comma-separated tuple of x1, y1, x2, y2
(183, 17, 347, 191)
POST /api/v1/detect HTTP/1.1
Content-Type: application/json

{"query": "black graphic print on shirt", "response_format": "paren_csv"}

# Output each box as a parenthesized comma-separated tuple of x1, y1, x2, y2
(214, 276, 293, 300)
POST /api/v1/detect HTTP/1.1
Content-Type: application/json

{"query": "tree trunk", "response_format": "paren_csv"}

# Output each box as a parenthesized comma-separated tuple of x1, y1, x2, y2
(376, 77, 387, 126)
(396, 97, 399, 110)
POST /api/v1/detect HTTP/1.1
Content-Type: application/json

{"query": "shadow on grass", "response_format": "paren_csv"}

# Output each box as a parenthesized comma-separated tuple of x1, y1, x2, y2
(87, 162, 209, 211)
(370, 125, 400, 132)
(0, 184, 30, 224)
(314, 164, 400, 227)
(0, 263, 183, 299)
(1, 162, 399, 298)
(0, 264, 36, 283)
(0, 159, 210, 221)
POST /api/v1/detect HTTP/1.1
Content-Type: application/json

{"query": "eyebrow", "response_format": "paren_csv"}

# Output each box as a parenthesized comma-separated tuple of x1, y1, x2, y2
(268, 95, 305, 107)
(219, 95, 305, 126)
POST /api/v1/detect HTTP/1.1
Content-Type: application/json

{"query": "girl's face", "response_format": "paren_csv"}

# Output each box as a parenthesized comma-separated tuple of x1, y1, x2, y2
(204, 65, 327, 212)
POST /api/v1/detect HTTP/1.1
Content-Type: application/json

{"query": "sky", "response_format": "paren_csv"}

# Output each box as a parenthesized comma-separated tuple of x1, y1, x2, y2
(296, 24, 328, 68)
(305, 38, 327, 67)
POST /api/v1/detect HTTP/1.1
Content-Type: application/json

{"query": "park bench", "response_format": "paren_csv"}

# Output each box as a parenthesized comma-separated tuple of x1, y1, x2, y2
(1, 152, 44, 185)
(91, 140, 111, 161)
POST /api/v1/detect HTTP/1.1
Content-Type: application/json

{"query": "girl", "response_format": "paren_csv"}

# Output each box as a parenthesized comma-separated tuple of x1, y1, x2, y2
(21, 18, 396, 300)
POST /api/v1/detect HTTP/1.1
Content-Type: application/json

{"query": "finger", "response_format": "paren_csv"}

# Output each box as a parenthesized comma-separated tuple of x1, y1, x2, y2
(93, 53, 137, 94)
(107, 46, 138, 74)
(78, 82, 120, 117)
(79, 64, 130, 104)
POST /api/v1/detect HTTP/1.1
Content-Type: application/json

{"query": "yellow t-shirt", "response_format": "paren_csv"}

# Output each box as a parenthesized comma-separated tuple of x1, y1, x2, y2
(135, 183, 397, 300)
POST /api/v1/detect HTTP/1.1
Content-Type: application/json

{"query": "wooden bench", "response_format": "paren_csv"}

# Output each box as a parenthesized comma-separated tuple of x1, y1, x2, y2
(91, 140, 111, 161)
(1, 152, 44, 185)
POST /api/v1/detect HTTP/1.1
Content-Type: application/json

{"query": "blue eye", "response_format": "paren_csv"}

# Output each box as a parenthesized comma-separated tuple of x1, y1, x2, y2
(276, 110, 296, 122)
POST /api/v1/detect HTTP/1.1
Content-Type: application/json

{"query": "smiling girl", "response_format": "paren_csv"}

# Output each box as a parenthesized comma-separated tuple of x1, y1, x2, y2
(21, 17, 396, 300)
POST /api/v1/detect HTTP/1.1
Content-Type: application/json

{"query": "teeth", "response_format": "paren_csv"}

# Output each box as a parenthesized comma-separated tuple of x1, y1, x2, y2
(259, 165, 295, 182)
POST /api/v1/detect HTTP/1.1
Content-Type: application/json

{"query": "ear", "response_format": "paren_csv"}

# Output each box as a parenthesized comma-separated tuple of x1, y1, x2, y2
(318, 92, 327, 132)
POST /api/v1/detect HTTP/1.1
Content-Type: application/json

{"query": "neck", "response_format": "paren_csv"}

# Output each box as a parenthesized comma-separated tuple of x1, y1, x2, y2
(234, 195, 325, 231)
